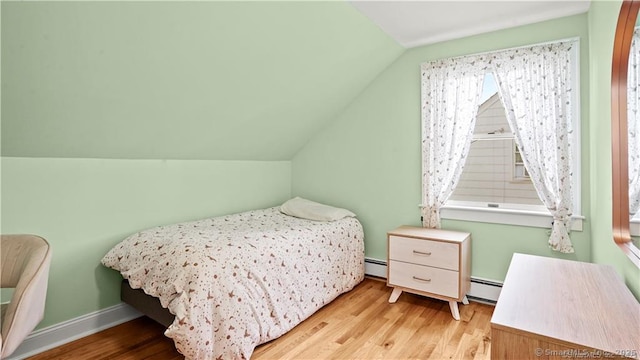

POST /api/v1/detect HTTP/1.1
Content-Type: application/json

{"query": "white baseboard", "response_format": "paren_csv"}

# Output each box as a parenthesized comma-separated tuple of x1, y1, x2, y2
(364, 257, 387, 278)
(7, 303, 142, 360)
(467, 276, 503, 304)
(364, 257, 502, 303)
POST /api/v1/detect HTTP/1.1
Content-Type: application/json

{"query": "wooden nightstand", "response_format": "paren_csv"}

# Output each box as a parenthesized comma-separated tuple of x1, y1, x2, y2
(386, 226, 471, 320)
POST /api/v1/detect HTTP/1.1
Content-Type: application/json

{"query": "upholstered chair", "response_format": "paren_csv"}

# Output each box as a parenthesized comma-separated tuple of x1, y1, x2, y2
(1, 235, 52, 359)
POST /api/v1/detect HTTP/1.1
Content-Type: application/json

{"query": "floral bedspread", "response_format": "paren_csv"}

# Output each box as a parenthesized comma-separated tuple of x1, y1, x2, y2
(101, 207, 365, 359)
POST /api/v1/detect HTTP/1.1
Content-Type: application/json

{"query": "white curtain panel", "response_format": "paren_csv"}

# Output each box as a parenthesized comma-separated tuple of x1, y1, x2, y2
(628, 28, 640, 217)
(491, 41, 576, 253)
(420, 56, 485, 228)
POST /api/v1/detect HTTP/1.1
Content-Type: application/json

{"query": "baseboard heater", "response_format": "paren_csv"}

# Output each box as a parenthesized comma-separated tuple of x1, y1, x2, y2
(364, 257, 502, 304)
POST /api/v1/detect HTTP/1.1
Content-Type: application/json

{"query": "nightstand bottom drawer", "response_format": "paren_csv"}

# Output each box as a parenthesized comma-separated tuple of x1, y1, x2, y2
(388, 260, 459, 298)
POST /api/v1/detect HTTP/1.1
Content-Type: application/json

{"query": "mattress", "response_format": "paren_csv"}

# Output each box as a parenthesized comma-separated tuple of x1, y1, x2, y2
(101, 206, 365, 359)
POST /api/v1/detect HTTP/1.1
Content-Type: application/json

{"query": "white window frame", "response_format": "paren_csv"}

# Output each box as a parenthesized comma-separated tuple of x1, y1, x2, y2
(631, 214, 640, 236)
(440, 39, 583, 232)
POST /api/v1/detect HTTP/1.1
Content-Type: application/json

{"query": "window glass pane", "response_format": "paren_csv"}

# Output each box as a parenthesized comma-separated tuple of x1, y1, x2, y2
(448, 73, 544, 208)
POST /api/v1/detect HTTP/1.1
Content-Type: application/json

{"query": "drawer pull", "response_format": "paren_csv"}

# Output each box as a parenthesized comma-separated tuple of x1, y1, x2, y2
(413, 250, 432, 256)
(412, 276, 432, 283)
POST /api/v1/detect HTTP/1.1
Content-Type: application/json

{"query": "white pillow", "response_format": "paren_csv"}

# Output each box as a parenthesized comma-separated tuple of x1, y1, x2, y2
(280, 197, 356, 222)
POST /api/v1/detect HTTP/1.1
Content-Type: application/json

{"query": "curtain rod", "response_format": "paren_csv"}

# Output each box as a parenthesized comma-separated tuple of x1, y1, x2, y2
(421, 36, 580, 66)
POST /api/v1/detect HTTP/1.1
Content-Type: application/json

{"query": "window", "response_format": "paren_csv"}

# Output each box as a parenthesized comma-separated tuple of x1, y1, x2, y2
(513, 142, 530, 181)
(448, 74, 545, 211)
(432, 41, 583, 232)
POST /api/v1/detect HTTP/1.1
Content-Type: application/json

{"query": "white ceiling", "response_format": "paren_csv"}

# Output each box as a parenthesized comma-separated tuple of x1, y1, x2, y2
(349, 1, 591, 48)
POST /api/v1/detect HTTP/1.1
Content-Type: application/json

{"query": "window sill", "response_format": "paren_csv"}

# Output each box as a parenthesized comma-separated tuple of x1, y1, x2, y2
(440, 205, 584, 231)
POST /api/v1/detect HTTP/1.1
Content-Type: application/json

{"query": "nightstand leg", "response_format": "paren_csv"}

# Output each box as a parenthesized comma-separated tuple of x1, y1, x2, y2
(388, 287, 403, 303)
(462, 295, 469, 305)
(449, 300, 460, 320)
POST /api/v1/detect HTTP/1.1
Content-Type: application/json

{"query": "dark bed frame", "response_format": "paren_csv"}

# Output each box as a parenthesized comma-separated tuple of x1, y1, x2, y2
(121, 280, 174, 327)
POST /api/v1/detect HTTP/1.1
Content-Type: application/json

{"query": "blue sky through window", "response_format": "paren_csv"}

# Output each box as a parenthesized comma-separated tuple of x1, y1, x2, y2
(480, 73, 498, 104)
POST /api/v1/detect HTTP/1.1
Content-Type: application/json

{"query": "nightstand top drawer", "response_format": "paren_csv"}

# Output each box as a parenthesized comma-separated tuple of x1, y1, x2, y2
(388, 226, 470, 243)
(389, 235, 459, 270)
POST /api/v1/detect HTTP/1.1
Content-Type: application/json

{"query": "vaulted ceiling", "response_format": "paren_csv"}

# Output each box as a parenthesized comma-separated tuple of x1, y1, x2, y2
(349, 1, 591, 48)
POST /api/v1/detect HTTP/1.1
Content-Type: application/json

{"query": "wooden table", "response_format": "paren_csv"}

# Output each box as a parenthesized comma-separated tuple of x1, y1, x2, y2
(491, 253, 640, 359)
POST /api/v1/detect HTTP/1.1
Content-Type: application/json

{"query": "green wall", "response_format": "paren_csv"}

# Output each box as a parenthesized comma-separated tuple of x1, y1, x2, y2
(588, 0, 640, 298)
(1, 1, 403, 161)
(1, 157, 291, 328)
(292, 14, 593, 283)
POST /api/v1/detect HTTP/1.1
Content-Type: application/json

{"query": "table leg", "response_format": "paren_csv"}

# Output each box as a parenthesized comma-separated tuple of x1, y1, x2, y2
(388, 287, 402, 303)
(448, 300, 460, 320)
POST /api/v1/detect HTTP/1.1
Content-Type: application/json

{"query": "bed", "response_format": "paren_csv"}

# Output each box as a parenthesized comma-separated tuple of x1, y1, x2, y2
(101, 198, 365, 360)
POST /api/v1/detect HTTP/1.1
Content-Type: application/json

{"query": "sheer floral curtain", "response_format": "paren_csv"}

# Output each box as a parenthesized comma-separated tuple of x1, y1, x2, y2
(490, 41, 576, 253)
(420, 56, 485, 228)
(628, 28, 640, 218)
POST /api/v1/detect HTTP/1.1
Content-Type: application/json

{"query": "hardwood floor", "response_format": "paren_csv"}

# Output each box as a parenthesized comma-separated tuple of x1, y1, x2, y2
(28, 278, 493, 360)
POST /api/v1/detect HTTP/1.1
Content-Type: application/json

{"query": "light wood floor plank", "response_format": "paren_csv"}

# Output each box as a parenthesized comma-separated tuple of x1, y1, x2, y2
(28, 278, 493, 360)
